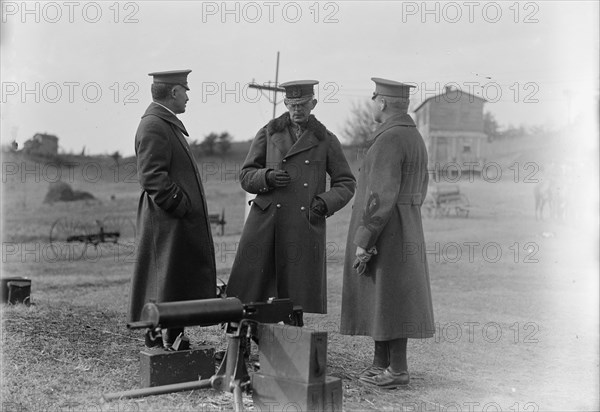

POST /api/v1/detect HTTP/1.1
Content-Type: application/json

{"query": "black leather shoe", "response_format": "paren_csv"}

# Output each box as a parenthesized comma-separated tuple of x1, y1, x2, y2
(358, 365, 386, 379)
(360, 368, 410, 388)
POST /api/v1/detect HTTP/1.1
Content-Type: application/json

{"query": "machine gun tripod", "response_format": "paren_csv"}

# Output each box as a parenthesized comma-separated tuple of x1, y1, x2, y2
(103, 297, 303, 411)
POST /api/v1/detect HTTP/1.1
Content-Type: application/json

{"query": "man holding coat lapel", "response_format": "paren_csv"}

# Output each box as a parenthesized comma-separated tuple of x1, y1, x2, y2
(226, 80, 356, 315)
(340, 78, 435, 388)
(128, 70, 217, 349)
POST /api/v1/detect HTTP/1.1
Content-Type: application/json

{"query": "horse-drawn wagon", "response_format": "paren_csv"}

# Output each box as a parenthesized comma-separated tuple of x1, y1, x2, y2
(423, 184, 470, 218)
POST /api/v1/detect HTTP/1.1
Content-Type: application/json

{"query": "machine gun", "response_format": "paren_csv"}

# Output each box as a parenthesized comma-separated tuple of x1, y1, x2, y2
(104, 297, 303, 411)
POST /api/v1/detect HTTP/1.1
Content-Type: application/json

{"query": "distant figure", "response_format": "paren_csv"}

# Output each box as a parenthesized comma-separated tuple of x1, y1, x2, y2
(550, 178, 568, 221)
(535, 160, 570, 222)
(534, 180, 553, 220)
(128, 70, 216, 350)
(226, 80, 356, 315)
(340, 78, 435, 389)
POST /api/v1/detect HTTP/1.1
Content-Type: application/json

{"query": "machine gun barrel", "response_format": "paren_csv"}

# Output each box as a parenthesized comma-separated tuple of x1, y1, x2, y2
(126, 297, 299, 330)
(127, 297, 244, 330)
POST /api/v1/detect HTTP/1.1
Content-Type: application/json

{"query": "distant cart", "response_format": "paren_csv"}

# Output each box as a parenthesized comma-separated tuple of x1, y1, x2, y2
(208, 208, 227, 236)
(423, 184, 470, 218)
(49, 216, 136, 260)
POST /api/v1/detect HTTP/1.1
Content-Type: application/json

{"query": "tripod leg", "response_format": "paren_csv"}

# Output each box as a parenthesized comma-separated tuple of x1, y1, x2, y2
(232, 383, 244, 412)
(212, 331, 249, 393)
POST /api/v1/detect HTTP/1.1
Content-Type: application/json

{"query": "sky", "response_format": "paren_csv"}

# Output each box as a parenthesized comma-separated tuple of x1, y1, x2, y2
(1, 0, 598, 157)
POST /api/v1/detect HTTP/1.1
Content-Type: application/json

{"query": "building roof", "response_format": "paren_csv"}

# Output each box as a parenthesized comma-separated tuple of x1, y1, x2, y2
(414, 87, 486, 113)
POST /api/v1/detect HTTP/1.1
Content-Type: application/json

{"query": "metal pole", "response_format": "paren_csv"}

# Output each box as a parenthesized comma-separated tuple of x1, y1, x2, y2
(233, 385, 244, 412)
(103, 378, 212, 401)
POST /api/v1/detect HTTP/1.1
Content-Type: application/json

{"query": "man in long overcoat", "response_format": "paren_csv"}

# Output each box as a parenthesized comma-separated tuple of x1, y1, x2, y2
(340, 78, 435, 388)
(128, 70, 217, 348)
(226, 80, 355, 315)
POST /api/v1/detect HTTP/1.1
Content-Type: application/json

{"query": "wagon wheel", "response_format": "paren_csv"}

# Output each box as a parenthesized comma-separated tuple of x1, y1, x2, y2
(441, 204, 451, 217)
(49, 217, 91, 260)
(460, 193, 470, 206)
(453, 207, 465, 217)
(455, 205, 470, 218)
(101, 216, 137, 255)
(102, 216, 136, 241)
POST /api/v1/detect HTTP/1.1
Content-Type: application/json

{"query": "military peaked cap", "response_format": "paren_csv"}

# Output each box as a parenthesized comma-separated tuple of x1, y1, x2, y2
(371, 77, 415, 99)
(280, 80, 319, 104)
(148, 70, 192, 90)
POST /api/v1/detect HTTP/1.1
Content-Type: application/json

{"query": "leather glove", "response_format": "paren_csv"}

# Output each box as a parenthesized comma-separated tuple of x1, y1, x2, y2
(310, 197, 328, 217)
(353, 246, 378, 276)
(266, 169, 291, 188)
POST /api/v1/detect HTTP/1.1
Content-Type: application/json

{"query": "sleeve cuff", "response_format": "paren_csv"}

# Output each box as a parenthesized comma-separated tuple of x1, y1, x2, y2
(353, 225, 376, 250)
(256, 169, 272, 193)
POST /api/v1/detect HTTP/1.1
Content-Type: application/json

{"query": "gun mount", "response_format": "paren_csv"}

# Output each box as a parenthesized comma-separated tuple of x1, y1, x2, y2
(105, 297, 305, 411)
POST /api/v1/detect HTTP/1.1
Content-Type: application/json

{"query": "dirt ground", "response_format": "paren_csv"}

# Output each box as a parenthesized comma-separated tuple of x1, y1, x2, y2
(1, 151, 598, 411)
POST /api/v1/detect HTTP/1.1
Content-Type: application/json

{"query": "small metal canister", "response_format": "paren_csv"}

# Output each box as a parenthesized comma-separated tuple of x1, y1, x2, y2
(1, 277, 32, 305)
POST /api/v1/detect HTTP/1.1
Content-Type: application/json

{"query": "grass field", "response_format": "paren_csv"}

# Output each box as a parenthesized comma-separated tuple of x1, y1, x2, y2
(1, 142, 598, 411)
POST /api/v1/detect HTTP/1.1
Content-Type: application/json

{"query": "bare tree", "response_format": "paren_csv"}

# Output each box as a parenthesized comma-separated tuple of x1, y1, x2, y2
(111, 150, 121, 166)
(192, 132, 233, 157)
(216, 132, 232, 155)
(341, 100, 376, 146)
(200, 132, 219, 155)
(484, 111, 501, 142)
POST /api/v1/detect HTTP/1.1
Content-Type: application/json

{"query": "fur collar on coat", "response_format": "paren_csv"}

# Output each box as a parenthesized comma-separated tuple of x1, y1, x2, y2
(266, 112, 328, 141)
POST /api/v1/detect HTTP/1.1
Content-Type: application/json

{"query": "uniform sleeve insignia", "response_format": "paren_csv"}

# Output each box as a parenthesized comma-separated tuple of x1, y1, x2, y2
(362, 192, 383, 228)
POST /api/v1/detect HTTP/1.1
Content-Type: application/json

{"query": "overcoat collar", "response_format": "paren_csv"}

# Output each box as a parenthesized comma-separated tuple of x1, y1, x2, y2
(369, 113, 415, 141)
(266, 112, 328, 157)
(142, 102, 189, 136)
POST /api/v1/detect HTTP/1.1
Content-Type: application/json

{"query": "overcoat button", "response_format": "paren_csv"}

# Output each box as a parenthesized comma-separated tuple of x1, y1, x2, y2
(303, 183, 308, 187)
(173, 194, 178, 198)
(305, 160, 310, 164)
(276, 204, 281, 208)
(282, 159, 287, 163)
(300, 206, 306, 211)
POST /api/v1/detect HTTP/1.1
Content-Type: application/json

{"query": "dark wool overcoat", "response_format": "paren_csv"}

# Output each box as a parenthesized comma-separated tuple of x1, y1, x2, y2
(340, 113, 435, 340)
(128, 103, 216, 322)
(226, 112, 355, 314)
